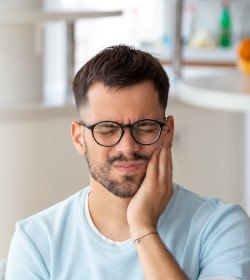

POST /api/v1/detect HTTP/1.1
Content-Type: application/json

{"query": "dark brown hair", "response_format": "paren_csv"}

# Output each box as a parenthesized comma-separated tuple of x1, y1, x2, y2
(72, 45, 170, 111)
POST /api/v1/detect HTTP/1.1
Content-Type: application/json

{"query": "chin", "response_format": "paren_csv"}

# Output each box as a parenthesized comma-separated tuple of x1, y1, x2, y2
(103, 173, 145, 199)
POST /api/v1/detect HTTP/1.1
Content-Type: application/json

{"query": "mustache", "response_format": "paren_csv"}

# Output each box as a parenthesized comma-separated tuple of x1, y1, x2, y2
(108, 153, 150, 164)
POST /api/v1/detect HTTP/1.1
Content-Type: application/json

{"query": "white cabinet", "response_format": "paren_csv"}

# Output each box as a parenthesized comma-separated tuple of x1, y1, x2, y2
(168, 97, 245, 206)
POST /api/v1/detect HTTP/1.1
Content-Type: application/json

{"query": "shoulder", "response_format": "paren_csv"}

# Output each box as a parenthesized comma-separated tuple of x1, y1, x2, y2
(167, 183, 250, 246)
(6, 187, 89, 278)
(170, 184, 250, 278)
(173, 183, 250, 225)
(16, 187, 89, 240)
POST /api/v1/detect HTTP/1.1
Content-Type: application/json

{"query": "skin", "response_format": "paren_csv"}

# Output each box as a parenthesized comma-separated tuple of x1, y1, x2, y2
(71, 80, 187, 279)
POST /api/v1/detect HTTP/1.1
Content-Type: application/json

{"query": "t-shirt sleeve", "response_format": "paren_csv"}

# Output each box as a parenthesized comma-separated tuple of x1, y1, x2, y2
(6, 223, 49, 280)
(198, 204, 250, 279)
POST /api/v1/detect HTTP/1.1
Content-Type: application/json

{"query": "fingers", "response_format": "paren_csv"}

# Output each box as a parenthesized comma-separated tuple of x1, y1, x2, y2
(144, 131, 173, 188)
(158, 134, 173, 186)
(145, 145, 161, 181)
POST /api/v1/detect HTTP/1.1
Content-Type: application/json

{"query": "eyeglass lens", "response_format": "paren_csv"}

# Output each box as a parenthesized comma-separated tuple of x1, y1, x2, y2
(93, 120, 161, 146)
(133, 120, 161, 144)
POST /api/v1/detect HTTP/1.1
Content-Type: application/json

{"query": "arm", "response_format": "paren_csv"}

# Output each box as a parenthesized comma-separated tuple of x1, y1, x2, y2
(127, 124, 187, 280)
(133, 233, 187, 279)
(127, 123, 250, 279)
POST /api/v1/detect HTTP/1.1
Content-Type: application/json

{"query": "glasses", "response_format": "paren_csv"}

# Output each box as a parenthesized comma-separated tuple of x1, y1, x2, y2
(79, 119, 167, 147)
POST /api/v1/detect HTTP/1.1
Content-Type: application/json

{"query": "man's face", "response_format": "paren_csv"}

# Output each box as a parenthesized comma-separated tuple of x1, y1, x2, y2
(72, 80, 173, 198)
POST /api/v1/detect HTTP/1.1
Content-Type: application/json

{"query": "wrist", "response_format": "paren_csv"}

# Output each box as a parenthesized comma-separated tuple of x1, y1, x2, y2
(133, 231, 158, 244)
(129, 225, 157, 240)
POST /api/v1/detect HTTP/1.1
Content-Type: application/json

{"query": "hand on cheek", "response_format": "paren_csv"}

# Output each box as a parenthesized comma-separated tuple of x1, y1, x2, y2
(127, 131, 173, 238)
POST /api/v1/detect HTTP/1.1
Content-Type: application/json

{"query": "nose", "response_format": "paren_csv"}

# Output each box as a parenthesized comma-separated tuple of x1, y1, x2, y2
(115, 128, 140, 155)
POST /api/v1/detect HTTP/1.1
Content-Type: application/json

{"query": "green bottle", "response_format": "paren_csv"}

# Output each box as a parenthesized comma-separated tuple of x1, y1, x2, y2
(219, 0, 232, 47)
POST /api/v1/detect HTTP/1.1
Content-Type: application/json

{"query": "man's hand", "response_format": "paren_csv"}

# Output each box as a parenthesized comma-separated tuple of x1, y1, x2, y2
(127, 128, 187, 280)
(127, 130, 173, 238)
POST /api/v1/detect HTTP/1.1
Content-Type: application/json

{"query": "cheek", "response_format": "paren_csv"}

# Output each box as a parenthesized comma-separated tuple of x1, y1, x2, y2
(150, 138, 164, 151)
(141, 139, 164, 160)
(138, 146, 158, 162)
(157, 129, 171, 145)
(86, 142, 111, 162)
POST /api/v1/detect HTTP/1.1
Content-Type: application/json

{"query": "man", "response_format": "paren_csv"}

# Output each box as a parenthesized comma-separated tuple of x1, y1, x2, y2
(6, 45, 250, 279)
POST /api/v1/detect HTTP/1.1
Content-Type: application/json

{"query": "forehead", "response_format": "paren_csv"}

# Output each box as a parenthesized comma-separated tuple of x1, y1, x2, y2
(80, 81, 164, 123)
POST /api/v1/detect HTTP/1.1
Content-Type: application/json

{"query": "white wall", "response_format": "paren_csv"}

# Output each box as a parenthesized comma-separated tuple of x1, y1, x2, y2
(0, 106, 89, 259)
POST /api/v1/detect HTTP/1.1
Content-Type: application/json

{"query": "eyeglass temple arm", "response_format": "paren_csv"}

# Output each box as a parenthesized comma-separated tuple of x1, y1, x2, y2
(79, 121, 92, 130)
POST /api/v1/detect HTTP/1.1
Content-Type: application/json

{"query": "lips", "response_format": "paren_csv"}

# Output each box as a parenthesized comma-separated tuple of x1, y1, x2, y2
(113, 162, 145, 173)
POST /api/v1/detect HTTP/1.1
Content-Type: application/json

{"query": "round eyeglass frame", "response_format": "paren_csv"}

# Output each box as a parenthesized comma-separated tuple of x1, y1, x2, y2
(79, 118, 167, 147)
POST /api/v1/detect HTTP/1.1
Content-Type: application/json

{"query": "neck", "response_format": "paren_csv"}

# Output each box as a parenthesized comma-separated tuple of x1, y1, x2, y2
(88, 177, 132, 241)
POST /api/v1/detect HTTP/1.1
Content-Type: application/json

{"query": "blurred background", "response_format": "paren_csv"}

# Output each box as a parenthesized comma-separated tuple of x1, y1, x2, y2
(1, 0, 250, 259)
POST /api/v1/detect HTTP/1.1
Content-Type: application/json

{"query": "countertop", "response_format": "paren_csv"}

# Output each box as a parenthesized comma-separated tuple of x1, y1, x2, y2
(174, 67, 250, 113)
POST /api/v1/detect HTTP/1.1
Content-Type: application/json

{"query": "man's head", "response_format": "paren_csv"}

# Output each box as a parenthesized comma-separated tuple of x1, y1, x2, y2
(72, 45, 170, 113)
(71, 45, 174, 199)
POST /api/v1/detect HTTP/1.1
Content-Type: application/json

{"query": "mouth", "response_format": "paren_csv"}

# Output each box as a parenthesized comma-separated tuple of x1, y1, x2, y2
(113, 162, 146, 174)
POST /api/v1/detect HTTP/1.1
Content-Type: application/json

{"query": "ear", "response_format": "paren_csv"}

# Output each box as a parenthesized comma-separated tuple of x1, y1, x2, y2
(71, 121, 86, 155)
(166, 115, 174, 147)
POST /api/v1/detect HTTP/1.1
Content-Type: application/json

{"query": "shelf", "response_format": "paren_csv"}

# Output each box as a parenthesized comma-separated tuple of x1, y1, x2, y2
(142, 45, 237, 66)
(0, 9, 122, 25)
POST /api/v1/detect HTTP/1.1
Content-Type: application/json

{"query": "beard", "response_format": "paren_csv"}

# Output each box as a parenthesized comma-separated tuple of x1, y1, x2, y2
(85, 145, 150, 198)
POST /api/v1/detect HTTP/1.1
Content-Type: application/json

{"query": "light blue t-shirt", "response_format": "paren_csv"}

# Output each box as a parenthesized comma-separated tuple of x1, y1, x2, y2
(6, 184, 250, 279)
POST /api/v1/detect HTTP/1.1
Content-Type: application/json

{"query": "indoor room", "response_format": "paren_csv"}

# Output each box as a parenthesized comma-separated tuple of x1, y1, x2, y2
(1, 0, 250, 279)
